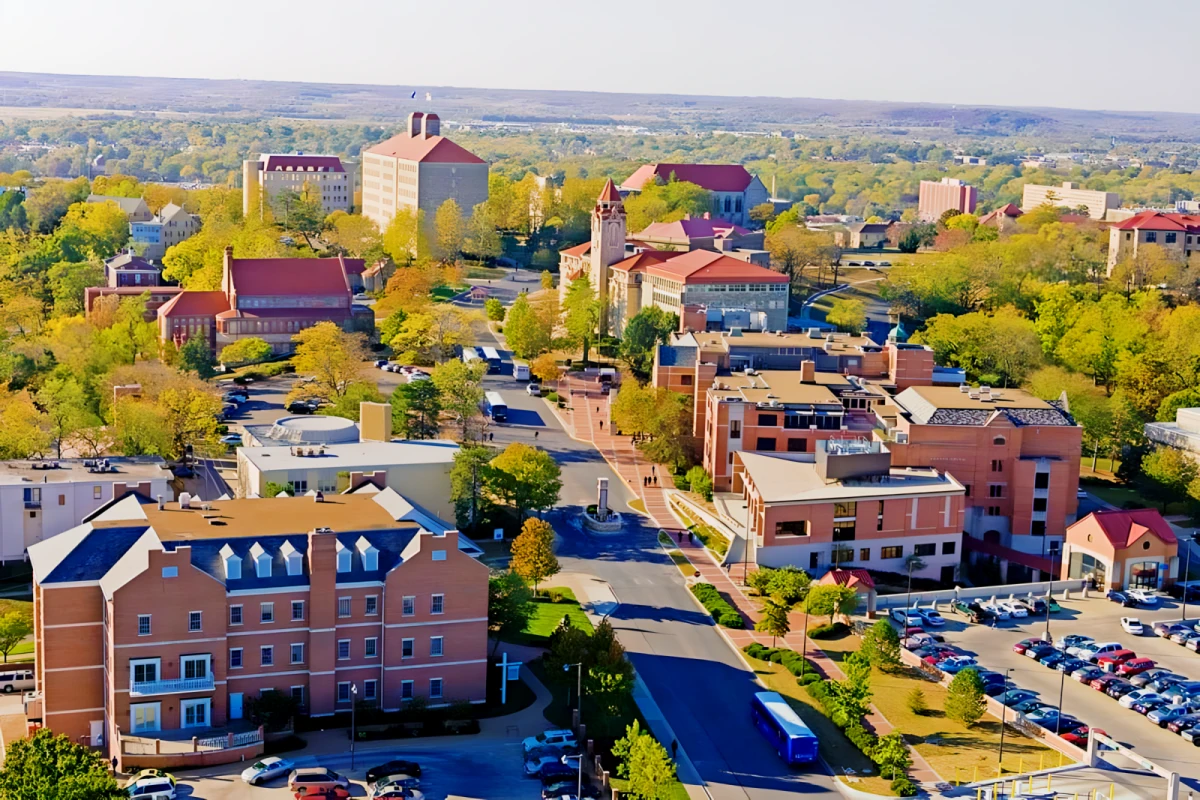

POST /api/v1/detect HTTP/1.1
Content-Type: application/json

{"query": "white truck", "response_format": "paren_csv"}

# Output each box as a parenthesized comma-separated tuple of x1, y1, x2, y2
(513, 362, 531, 381)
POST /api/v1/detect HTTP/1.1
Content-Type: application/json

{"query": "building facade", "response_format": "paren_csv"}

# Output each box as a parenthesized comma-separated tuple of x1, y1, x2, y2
(632, 216, 768, 265)
(104, 252, 163, 288)
(1059, 509, 1178, 591)
(1106, 210, 1200, 273)
(27, 488, 487, 755)
(243, 154, 352, 218)
(918, 178, 977, 222)
(620, 163, 769, 228)
(130, 203, 201, 261)
(1144, 407, 1200, 463)
(361, 113, 488, 234)
(86, 195, 152, 222)
(1021, 182, 1119, 220)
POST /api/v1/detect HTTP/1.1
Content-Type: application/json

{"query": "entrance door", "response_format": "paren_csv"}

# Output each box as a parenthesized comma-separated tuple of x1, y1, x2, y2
(229, 692, 243, 720)
(89, 720, 104, 746)
(940, 565, 956, 585)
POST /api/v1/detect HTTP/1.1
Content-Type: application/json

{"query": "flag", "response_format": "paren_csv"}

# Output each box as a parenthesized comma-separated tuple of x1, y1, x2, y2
(410, 91, 416, 99)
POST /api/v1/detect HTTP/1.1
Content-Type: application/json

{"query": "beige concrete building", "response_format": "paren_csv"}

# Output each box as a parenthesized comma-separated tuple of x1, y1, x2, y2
(1021, 181, 1119, 220)
(917, 178, 977, 222)
(361, 113, 488, 234)
(242, 154, 352, 218)
(1106, 210, 1200, 273)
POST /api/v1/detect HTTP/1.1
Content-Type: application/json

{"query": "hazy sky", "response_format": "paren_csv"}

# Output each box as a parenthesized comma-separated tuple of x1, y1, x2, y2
(5, 0, 1200, 114)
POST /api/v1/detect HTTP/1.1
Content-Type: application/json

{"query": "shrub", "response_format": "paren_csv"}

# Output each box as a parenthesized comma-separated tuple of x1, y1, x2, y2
(906, 688, 928, 716)
(690, 583, 744, 629)
(808, 621, 848, 639)
(844, 722, 879, 756)
(798, 672, 821, 685)
(546, 392, 559, 403)
(685, 466, 713, 501)
(674, 474, 691, 492)
(891, 777, 918, 797)
(744, 643, 767, 659)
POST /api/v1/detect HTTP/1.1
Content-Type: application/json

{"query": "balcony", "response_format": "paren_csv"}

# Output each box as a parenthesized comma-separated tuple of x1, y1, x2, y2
(130, 675, 214, 697)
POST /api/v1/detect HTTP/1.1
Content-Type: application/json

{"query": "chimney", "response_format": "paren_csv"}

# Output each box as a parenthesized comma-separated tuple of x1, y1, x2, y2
(157, 494, 164, 511)
(800, 360, 816, 383)
(360, 402, 393, 442)
(421, 113, 440, 138)
(407, 111, 425, 138)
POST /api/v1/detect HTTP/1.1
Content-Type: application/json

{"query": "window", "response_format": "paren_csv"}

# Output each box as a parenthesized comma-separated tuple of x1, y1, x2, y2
(131, 702, 160, 734)
(730, 420, 741, 439)
(181, 654, 208, 680)
(680, 375, 693, 386)
(401, 680, 414, 700)
(260, 603, 274, 623)
(182, 698, 209, 728)
(336, 544, 352, 573)
(990, 460, 1003, 472)
(365, 637, 378, 658)
(834, 501, 857, 519)
(786, 438, 807, 452)
(1146, 231, 1157, 243)
(291, 601, 304, 621)
(260, 646, 273, 667)
(964, 484, 972, 497)
(137, 615, 151, 636)
(188, 611, 202, 632)
(338, 597, 351, 618)
(338, 640, 350, 660)
(402, 596, 416, 616)
(755, 437, 776, 451)
(859, 547, 871, 561)
(757, 414, 778, 426)
(914, 543, 936, 557)
(364, 679, 377, 701)
(1033, 497, 1048, 512)
(131, 659, 158, 685)
(93, 485, 103, 500)
(429, 678, 443, 699)
(290, 686, 305, 707)
(832, 524, 856, 542)
(230, 605, 243, 626)
(942, 541, 956, 555)
(431, 594, 444, 615)
(291, 643, 305, 664)
(809, 552, 819, 569)
(880, 546, 903, 559)
(876, 500, 885, 531)
(1166, 232, 1177, 244)
(1034, 473, 1050, 489)
(229, 648, 243, 669)
(430, 636, 444, 657)
(162, 566, 177, 578)
(988, 485, 1004, 498)
(1031, 521, 1047, 536)
(992, 436, 1006, 446)
(775, 520, 809, 537)
(402, 638, 414, 658)
(432, 550, 447, 561)
(337, 682, 351, 703)
(365, 596, 378, 616)
(987, 506, 1001, 516)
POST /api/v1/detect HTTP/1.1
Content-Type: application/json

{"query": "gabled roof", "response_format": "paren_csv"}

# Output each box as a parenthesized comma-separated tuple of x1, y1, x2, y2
(365, 133, 485, 164)
(561, 242, 591, 258)
(609, 250, 672, 274)
(819, 568, 876, 590)
(260, 154, 345, 173)
(105, 252, 159, 272)
(1113, 210, 1200, 232)
(229, 257, 351, 297)
(647, 250, 788, 284)
(637, 216, 751, 241)
(87, 195, 148, 214)
(978, 203, 1023, 226)
(848, 222, 890, 233)
(621, 163, 754, 194)
(156, 203, 192, 223)
(1078, 508, 1178, 550)
(157, 290, 230, 318)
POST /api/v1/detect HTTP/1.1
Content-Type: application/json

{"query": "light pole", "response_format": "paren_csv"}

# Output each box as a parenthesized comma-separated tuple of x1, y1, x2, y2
(1183, 532, 1199, 622)
(564, 663, 584, 798)
(1055, 663, 1067, 736)
(349, 683, 358, 770)
(997, 667, 1013, 772)
(903, 554, 926, 624)
(798, 606, 811, 679)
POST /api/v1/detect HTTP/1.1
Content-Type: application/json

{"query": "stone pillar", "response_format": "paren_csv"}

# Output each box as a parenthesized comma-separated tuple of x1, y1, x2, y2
(597, 478, 609, 520)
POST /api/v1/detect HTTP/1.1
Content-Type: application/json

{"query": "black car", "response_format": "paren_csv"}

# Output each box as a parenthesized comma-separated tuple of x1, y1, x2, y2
(1106, 679, 1138, 699)
(1026, 644, 1057, 661)
(1056, 657, 1087, 674)
(1107, 590, 1137, 607)
(984, 682, 1014, 697)
(1054, 718, 1088, 737)
(287, 400, 318, 414)
(366, 761, 421, 784)
(542, 781, 600, 799)
(1039, 651, 1068, 668)
(537, 763, 576, 784)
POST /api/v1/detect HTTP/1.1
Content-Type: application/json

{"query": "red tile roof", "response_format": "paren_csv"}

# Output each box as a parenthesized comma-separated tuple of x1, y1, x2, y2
(260, 154, 345, 174)
(978, 203, 1024, 227)
(561, 242, 591, 258)
(230, 257, 352, 297)
(637, 216, 751, 241)
(365, 132, 485, 164)
(609, 250, 671, 273)
(622, 163, 754, 193)
(1113, 210, 1200, 232)
(598, 178, 622, 203)
(818, 568, 875, 590)
(1079, 508, 1178, 549)
(648, 250, 788, 284)
(158, 291, 230, 318)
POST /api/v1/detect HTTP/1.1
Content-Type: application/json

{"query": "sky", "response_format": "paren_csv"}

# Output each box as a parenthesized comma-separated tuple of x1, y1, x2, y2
(5, 0, 1200, 115)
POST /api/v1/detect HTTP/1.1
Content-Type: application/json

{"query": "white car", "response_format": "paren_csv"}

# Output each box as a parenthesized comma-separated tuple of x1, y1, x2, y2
(527, 383, 543, 397)
(917, 608, 946, 627)
(128, 779, 175, 800)
(1127, 588, 1158, 606)
(1000, 601, 1028, 618)
(240, 757, 295, 785)
(1119, 690, 1165, 709)
(1121, 617, 1145, 635)
(890, 608, 923, 626)
(522, 729, 578, 753)
(407, 372, 430, 383)
(981, 601, 1011, 620)
(524, 749, 566, 776)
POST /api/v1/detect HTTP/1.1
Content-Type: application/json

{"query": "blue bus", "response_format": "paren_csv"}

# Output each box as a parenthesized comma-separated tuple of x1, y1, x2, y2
(751, 691, 818, 765)
(481, 346, 502, 373)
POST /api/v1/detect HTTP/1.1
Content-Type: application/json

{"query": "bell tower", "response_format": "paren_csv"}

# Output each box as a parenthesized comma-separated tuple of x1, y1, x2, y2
(590, 178, 626, 336)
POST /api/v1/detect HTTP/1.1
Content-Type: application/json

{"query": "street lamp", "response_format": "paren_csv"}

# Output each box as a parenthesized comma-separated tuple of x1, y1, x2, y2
(1183, 532, 1199, 622)
(349, 683, 358, 770)
(903, 554, 926, 623)
(563, 663, 584, 798)
(997, 667, 1013, 772)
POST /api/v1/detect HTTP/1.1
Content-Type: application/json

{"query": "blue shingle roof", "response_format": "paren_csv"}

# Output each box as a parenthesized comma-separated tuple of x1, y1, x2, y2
(183, 534, 313, 590)
(657, 344, 696, 368)
(334, 529, 420, 583)
(44, 526, 151, 583)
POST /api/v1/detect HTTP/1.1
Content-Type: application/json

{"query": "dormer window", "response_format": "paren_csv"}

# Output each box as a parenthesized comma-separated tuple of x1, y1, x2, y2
(219, 544, 241, 581)
(249, 542, 271, 578)
(336, 541, 352, 573)
(280, 541, 303, 577)
(356, 537, 379, 572)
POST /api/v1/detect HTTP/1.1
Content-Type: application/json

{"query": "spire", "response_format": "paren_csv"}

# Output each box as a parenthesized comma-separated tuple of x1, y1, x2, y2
(598, 178, 621, 203)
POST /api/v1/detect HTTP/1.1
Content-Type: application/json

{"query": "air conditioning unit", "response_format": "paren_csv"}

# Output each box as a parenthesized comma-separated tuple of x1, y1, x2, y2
(895, 432, 909, 444)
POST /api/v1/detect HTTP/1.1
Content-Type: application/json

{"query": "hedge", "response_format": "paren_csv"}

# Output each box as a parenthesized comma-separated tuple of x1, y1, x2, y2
(691, 583, 743, 628)
(891, 776, 918, 796)
(803, 678, 880, 760)
(743, 644, 819, 678)
(808, 621, 849, 639)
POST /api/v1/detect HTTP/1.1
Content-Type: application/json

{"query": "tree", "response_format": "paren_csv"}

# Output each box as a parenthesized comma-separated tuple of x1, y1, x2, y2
(320, 381, 386, 421)
(291, 322, 369, 402)
(765, 225, 839, 283)
(450, 445, 495, 531)
(509, 517, 559, 591)
(803, 584, 859, 625)
(861, 619, 901, 671)
(490, 442, 563, 519)
(563, 271, 600, 363)
(505, 294, 553, 360)
(382, 208, 427, 264)
(831, 650, 873, 727)
(872, 731, 913, 779)
(431, 359, 487, 440)
(764, 565, 812, 606)
(612, 719, 678, 800)
(35, 376, 89, 458)
(685, 466, 713, 501)
(433, 198, 466, 262)
(157, 382, 223, 459)
(178, 335, 216, 379)
(825, 297, 866, 335)
(389, 306, 477, 365)
(218, 337, 273, 366)
(749, 202, 777, 225)
(944, 668, 986, 727)
(619, 306, 678, 379)
(487, 570, 535, 657)
(531, 353, 560, 388)
(0, 610, 32, 663)
(1157, 388, 1200, 423)
(755, 598, 791, 647)
(378, 308, 409, 347)
(906, 688, 928, 716)
(541, 270, 554, 291)
(466, 202, 503, 260)
(391, 379, 443, 440)
(326, 212, 381, 258)
(1140, 446, 1198, 511)
(0, 727, 125, 800)
(485, 297, 506, 322)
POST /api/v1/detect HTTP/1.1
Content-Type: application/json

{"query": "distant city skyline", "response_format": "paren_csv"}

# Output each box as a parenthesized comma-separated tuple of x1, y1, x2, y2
(5, 0, 1200, 116)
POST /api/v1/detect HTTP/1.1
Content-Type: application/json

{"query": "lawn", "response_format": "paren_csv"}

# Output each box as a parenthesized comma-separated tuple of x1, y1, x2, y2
(1079, 456, 1121, 478)
(657, 532, 694, 576)
(669, 502, 730, 558)
(465, 265, 511, 280)
(627, 498, 647, 515)
(510, 587, 593, 647)
(430, 284, 469, 302)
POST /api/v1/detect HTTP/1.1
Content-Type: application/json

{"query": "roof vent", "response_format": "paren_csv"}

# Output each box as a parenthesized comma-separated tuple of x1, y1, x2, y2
(179, 492, 191, 509)
(958, 384, 970, 393)
(208, 519, 226, 526)
(314, 526, 333, 535)
(314, 491, 325, 503)
(157, 494, 164, 511)
(201, 503, 212, 511)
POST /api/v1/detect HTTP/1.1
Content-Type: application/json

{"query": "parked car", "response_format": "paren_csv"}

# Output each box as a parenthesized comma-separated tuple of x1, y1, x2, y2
(951, 600, 993, 623)
(1055, 658, 1088, 675)
(372, 774, 420, 794)
(220, 433, 243, 446)
(523, 730, 579, 754)
(1133, 697, 1169, 716)
(1107, 590, 1137, 607)
(1149, 674, 1188, 693)
(935, 656, 978, 674)
(1131, 668, 1174, 688)
(287, 400, 317, 414)
(1013, 699, 1056, 715)
(1187, 636, 1200, 652)
(524, 748, 567, 776)
(1056, 719, 1089, 737)
(536, 762, 577, 784)
(1117, 658, 1156, 677)
(1000, 600, 1028, 618)
(1014, 638, 1049, 655)
(1077, 642, 1125, 662)
(527, 383, 543, 397)
(1167, 713, 1200, 734)
(1119, 689, 1164, 709)
(920, 647, 960, 665)
(1096, 649, 1137, 672)
(1120, 617, 1145, 635)
(1162, 682, 1200, 704)
(222, 392, 248, 404)
(242, 758, 295, 785)
(997, 689, 1039, 707)
(367, 789, 422, 800)
(916, 608, 946, 627)
(375, 360, 390, 369)
(891, 608, 924, 626)
(1182, 725, 1200, 745)
(1155, 622, 1191, 639)
(1127, 588, 1158, 606)
(288, 768, 349, 794)
(1073, 666, 1105, 683)
(1025, 644, 1057, 661)
(303, 790, 352, 800)
(366, 762, 422, 784)
(1149, 703, 1199, 727)
(1038, 651, 1068, 668)
(1105, 678, 1138, 699)
(985, 682, 1015, 697)
(980, 600, 1011, 620)
(1175, 632, 1200, 648)
(1061, 635, 1095, 656)
(543, 782, 601, 799)
(976, 669, 1007, 686)
(1090, 675, 1122, 692)
(1060, 726, 1102, 746)
(123, 771, 176, 791)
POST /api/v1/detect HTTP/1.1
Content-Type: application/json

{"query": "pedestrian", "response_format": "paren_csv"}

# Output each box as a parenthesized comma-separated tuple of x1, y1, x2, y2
(652, 465, 656, 475)
(688, 531, 694, 543)
(489, 432, 494, 442)
(653, 475, 658, 486)
(596, 406, 599, 413)
(599, 420, 604, 430)
(111, 755, 118, 774)
(677, 530, 683, 543)
(671, 740, 678, 761)
(534, 430, 539, 439)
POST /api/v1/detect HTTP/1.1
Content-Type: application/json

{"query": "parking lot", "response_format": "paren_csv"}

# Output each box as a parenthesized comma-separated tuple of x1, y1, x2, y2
(931, 591, 1200, 778)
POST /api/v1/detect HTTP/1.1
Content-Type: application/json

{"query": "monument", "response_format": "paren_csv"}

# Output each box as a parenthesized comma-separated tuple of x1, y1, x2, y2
(583, 477, 622, 532)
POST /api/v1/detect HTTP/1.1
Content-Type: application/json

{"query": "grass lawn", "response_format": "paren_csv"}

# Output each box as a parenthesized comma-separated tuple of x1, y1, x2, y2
(7, 641, 33, 656)
(465, 265, 510, 280)
(511, 587, 593, 647)
(627, 498, 647, 514)
(1079, 456, 1121, 478)
(430, 284, 469, 302)
(815, 633, 1070, 783)
(657, 533, 694, 576)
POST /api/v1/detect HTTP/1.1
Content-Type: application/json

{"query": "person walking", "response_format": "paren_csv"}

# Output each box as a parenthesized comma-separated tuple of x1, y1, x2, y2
(534, 430, 539, 439)
(599, 419, 604, 430)
(651, 465, 656, 476)
(671, 740, 678, 761)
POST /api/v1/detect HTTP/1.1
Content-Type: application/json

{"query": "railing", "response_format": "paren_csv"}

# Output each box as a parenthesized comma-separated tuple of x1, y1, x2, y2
(197, 729, 263, 750)
(130, 675, 215, 697)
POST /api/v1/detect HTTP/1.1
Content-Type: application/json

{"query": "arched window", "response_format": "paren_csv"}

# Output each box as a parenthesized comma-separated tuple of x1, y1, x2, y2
(993, 436, 1006, 445)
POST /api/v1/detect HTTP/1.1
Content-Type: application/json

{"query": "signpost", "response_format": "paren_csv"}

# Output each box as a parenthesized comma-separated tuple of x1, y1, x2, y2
(497, 652, 523, 705)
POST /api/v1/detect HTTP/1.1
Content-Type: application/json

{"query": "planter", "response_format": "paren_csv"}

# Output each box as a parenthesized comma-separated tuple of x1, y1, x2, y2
(582, 509, 622, 533)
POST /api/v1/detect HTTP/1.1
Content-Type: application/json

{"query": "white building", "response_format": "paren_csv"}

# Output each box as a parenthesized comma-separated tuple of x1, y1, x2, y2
(0, 458, 172, 563)
(1145, 407, 1200, 462)
(242, 154, 352, 218)
(1020, 181, 1119, 220)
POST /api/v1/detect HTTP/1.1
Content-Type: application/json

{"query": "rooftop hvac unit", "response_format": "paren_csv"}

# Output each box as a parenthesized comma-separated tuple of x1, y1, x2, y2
(958, 384, 970, 393)
(895, 432, 909, 444)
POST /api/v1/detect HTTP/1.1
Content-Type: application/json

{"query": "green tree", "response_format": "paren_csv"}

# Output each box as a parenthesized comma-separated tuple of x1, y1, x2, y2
(431, 358, 487, 440)
(485, 297, 506, 322)
(906, 688, 928, 717)
(378, 308, 409, 347)
(434, 198, 466, 262)
(177, 334, 217, 379)
(504, 293, 552, 360)
(391, 379, 443, 440)
(490, 442, 563, 519)
(0, 610, 32, 663)
(803, 584, 859, 625)
(1140, 446, 1198, 511)
(619, 306, 678, 379)
(831, 650, 873, 727)
(291, 322, 369, 402)
(765, 565, 812, 606)
(157, 382, 223, 459)
(382, 208, 427, 264)
(35, 375, 89, 459)
(450, 445, 495, 531)
(685, 466, 713, 501)
(872, 731, 913, 779)
(611, 719, 678, 800)
(861, 619, 901, 671)
(825, 297, 866, 335)
(466, 202, 503, 260)
(0, 727, 125, 800)
(487, 570, 535, 657)
(1157, 388, 1200, 423)
(563, 272, 600, 363)
(540, 270, 554, 291)
(749, 202, 777, 225)
(320, 381, 385, 421)
(944, 668, 986, 727)
(218, 337, 273, 366)
(509, 517, 559, 591)
(755, 598, 791, 647)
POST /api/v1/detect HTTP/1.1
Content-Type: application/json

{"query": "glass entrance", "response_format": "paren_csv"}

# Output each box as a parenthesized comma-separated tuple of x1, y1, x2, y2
(1129, 561, 1160, 589)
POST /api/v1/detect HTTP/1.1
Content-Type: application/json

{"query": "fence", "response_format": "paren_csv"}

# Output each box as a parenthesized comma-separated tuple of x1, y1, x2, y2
(875, 580, 1088, 611)
(196, 729, 263, 750)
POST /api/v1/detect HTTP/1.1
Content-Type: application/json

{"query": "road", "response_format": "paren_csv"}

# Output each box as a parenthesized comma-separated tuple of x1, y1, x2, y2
(471, 324, 839, 799)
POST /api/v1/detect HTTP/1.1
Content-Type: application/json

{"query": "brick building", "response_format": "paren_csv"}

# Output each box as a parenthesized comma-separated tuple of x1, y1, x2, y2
(1106, 210, 1200, 274)
(104, 252, 164, 288)
(27, 487, 487, 755)
(1059, 508, 1179, 591)
(917, 178, 977, 222)
(619, 163, 769, 228)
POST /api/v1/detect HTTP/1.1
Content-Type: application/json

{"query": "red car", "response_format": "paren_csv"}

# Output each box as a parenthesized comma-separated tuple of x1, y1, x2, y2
(920, 647, 958, 665)
(1096, 649, 1137, 672)
(1060, 727, 1105, 746)
(295, 791, 350, 800)
(1117, 657, 1156, 677)
(1013, 638, 1050, 655)
(1090, 675, 1120, 692)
